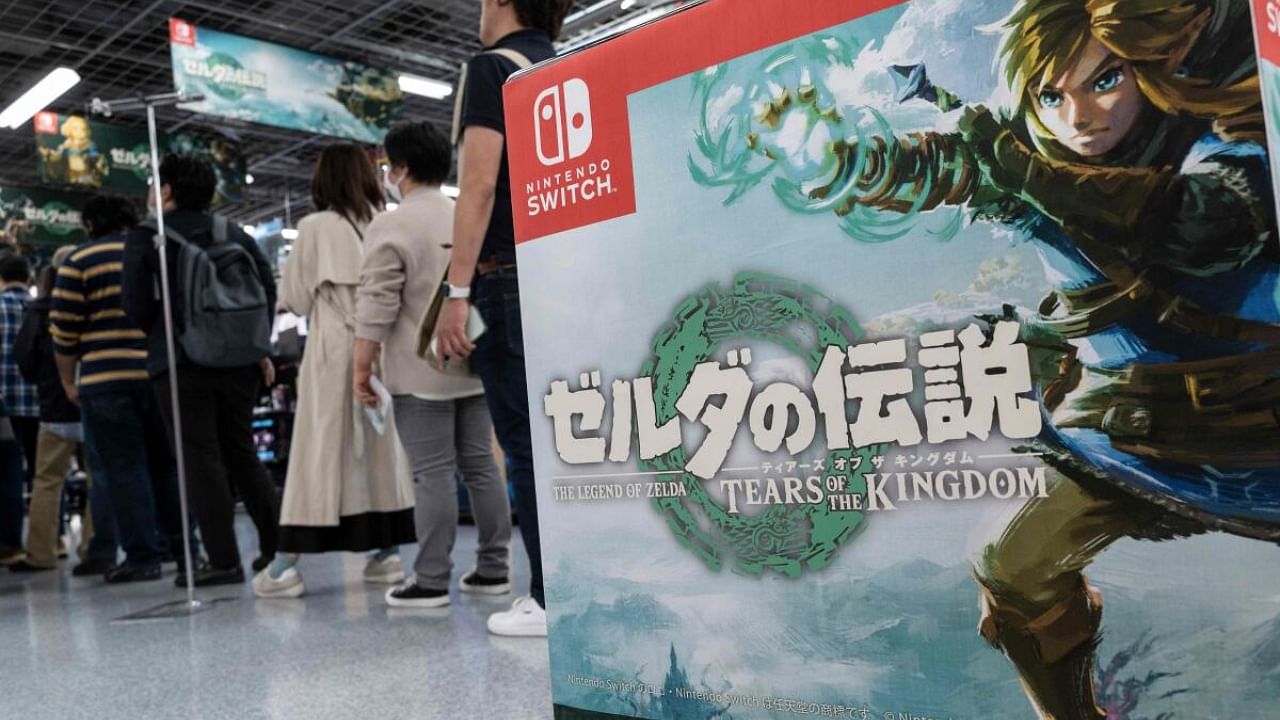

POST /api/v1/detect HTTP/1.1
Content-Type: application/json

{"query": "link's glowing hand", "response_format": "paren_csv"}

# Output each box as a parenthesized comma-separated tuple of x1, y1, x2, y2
(434, 298, 475, 367)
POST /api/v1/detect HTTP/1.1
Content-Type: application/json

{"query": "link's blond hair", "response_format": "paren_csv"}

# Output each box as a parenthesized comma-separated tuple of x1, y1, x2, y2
(995, 0, 1262, 154)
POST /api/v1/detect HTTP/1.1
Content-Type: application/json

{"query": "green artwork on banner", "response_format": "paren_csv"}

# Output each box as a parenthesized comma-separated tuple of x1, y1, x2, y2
(34, 111, 247, 207)
(168, 18, 402, 143)
(0, 186, 89, 249)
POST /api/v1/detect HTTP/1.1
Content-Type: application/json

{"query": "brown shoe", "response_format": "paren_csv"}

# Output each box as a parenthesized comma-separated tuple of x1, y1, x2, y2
(9, 559, 55, 573)
(978, 579, 1107, 720)
(0, 547, 26, 566)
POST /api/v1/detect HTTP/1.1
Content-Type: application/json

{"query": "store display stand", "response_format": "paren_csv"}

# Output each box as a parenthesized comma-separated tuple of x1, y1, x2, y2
(89, 92, 218, 621)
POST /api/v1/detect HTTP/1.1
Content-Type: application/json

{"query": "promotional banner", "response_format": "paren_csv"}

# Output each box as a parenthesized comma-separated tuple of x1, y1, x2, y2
(0, 186, 88, 248)
(506, 1, 1280, 718)
(168, 17, 402, 143)
(33, 111, 247, 207)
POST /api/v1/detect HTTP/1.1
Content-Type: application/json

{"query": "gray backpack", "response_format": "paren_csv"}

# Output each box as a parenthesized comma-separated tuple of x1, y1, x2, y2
(145, 216, 272, 368)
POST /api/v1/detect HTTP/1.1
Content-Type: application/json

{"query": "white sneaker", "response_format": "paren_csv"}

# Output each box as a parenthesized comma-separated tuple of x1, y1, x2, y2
(363, 555, 405, 584)
(253, 567, 305, 598)
(487, 596, 547, 637)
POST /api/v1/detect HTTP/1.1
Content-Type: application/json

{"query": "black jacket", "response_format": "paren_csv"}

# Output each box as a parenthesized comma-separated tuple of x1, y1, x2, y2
(14, 296, 79, 423)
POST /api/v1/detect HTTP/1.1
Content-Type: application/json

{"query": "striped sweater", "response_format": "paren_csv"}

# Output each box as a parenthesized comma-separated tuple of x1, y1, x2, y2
(51, 232, 150, 394)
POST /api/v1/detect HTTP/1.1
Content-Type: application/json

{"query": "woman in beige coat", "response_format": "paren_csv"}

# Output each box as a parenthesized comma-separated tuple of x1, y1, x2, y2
(253, 144, 415, 599)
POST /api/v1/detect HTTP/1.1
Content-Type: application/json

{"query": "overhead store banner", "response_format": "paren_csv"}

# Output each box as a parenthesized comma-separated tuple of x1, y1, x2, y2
(0, 186, 88, 248)
(33, 111, 247, 207)
(168, 18, 402, 143)
(508, 1, 1280, 718)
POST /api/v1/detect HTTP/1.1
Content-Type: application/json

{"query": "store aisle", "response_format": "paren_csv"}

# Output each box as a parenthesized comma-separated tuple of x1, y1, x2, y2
(0, 514, 552, 720)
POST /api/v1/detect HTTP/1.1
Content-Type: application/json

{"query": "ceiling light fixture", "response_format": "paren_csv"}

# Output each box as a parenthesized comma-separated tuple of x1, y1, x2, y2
(244, 173, 255, 185)
(398, 74, 453, 99)
(242, 224, 255, 235)
(281, 228, 299, 240)
(621, 0, 637, 9)
(0, 67, 80, 129)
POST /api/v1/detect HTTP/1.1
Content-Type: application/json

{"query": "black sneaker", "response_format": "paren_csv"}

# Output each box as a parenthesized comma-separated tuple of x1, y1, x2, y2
(72, 558, 116, 577)
(385, 581, 450, 608)
(460, 570, 512, 596)
(104, 563, 163, 584)
(178, 563, 244, 588)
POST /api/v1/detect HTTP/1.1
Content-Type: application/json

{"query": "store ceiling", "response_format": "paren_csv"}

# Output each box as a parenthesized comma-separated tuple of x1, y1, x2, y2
(0, 0, 675, 224)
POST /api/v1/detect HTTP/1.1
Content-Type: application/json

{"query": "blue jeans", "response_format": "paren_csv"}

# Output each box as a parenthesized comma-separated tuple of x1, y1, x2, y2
(471, 268, 542, 607)
(81, 384, 186, 567)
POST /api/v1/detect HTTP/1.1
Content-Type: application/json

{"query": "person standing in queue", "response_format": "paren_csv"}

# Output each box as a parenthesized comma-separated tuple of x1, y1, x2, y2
(354, 121, 512, 609)
(433, 0, 573, 637)
(121, 154, 280, 587)
(253, 143, 416, 599)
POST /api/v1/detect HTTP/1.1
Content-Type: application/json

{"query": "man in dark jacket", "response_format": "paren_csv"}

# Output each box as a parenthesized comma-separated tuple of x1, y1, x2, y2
(8, 246, 117, 574)
(122, 153, 280, 587)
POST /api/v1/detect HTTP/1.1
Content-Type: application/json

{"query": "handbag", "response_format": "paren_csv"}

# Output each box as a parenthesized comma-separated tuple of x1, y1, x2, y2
(415, 265, 486, 378)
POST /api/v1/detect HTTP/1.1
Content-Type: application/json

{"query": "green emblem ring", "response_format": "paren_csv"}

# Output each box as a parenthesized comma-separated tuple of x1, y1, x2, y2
(637, 272, 882, 578)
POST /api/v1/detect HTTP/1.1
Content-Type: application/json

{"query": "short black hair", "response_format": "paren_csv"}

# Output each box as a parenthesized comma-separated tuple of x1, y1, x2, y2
(81, 195, 140, 239)
(0, 255, 29, 284)
(159, 153, 217, 211)
(511, 0, 574, 41)
(383, 121, 451, 186)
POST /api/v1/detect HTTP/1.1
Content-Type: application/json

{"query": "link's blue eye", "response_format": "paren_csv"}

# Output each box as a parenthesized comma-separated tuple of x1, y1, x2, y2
(1037, 90, 1063, 109)
(1093, 68, 1124, 92)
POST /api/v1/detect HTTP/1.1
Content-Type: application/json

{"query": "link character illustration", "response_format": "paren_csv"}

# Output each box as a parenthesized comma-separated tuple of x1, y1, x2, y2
(707, 0, 1280, 717)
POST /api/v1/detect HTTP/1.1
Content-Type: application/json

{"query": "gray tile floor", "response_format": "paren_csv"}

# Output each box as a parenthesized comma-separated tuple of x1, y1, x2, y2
(0, 515, 553, 720)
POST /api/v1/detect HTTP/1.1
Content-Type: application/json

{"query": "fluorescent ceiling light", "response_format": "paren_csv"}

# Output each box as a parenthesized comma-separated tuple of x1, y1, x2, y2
(242, 224, 255, 235)
(281, 228, 299, 240)
(398, 74, 452, 99)
(442, 185, 460, 198)
(0, 67, 80, 129)
(620, 0, 637, 9)
(244, 173, 255, 185)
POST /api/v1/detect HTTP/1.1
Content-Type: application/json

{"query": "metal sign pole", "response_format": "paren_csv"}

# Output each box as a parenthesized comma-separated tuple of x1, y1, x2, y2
(146, 102, 200, 611)
(90, 91, 219, 621)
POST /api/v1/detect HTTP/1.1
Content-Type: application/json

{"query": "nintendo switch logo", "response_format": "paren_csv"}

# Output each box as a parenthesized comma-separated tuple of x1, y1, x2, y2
(34, 112, 58, 135)
(534, 79, 592, 166)
(169, 18, 196, 46)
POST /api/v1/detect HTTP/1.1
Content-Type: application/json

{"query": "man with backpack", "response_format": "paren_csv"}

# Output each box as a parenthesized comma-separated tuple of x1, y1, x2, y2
(122, 153, 280, 587)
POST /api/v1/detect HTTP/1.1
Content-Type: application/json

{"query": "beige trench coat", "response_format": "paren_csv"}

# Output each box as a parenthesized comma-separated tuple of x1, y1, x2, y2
(279, 210, 413, 527)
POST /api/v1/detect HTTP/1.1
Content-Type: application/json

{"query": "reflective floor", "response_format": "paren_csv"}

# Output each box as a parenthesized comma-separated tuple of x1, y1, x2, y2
(0, 514, 552, 719)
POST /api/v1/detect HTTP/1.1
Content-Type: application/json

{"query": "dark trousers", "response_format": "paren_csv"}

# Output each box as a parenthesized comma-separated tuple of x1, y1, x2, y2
(155, 365, 279, 570)
(10, 416, 38, 489)
(471, 268, 543, 607)
(0, 432, 23, 549)
(81, 385, 185, 567)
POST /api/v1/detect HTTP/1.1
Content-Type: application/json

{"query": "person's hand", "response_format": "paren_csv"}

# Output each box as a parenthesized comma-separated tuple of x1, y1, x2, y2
(435, 298, 476, 365)
(260, 357, 276, 387)
(62, 381, 79, 406)
(353, 362, 378, 408)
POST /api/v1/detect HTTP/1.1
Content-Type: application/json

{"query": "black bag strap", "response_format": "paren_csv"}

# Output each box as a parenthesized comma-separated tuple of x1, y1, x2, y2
(342, 214, 364, 242)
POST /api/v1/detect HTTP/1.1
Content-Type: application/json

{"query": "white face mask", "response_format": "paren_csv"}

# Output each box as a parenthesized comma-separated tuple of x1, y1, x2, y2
(383, 166, 404, 203)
